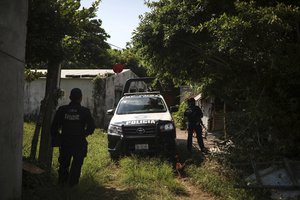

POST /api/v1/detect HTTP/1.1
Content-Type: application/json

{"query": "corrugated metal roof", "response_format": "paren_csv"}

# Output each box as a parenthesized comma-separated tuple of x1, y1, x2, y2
(32, 69, 130, 79)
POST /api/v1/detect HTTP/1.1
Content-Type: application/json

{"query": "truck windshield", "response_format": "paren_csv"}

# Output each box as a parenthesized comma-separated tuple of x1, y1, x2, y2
(117, 96, 167, 114)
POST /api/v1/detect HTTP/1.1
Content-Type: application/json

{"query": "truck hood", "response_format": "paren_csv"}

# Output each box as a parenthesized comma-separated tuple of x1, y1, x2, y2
(110, 112, 173, 126)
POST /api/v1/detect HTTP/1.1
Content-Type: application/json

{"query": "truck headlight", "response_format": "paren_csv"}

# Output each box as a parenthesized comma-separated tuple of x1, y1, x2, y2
(108, 124, 123, 136)
(160, 123, 174, 132)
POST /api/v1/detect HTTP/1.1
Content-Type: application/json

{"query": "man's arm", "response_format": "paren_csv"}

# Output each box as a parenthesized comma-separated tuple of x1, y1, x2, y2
(194, 106, 203, 125)
(51, 107, 63, 147)
(51, 107, 63, 137)
(184, 109, 188, 117)
(184, 107, 192, 117)
(200, 119, 204, 127)
(85, 109, 95, 136)
(195, 106, 203, 118)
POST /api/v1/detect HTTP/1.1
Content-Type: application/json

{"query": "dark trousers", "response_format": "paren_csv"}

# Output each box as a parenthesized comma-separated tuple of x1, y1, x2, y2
(187, 123, 205, 152)
(58, 146, 86, 186)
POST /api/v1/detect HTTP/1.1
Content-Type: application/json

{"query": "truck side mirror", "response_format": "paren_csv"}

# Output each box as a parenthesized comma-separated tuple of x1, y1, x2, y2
(169, 106, 178, 113)
(106, 109, 115, 115)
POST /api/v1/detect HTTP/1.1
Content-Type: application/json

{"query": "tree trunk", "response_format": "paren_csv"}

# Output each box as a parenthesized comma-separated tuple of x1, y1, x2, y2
(38, 60, 61, 169)
(224, 102, 227, 140)
(29, 99, 46, 160)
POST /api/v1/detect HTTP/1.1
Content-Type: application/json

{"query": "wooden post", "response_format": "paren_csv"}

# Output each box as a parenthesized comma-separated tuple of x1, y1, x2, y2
(224, 102, 227, 139)
(30, 98, 46, 160)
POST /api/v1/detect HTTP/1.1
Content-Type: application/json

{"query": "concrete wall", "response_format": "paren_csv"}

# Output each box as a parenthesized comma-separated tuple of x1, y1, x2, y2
(0, 0, 28, 199)
(24, 78, 94, 117)
(24, 79, 46, 117)
(56, 78, 94, 111)
(105, 70, 138, 111)
(24, 70, 138, 128)
(103, 71, 138, 127)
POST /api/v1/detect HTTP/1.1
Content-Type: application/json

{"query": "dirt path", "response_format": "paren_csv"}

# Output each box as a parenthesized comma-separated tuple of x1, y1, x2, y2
(176, 178, 217, 200)
(175, 128, 219, 200)
(176, 128, 219, 150)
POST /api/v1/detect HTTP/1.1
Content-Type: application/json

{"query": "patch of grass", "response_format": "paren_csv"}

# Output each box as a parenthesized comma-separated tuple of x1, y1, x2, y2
(23, 122, 36, 157)
(186, 159, 269, 200)
(119, 156, 186, 199)
(26, 122, 270, 200)
(78, 130, 114, 183)
(22, 123, 122, 199)
(22, 123, 186, 200)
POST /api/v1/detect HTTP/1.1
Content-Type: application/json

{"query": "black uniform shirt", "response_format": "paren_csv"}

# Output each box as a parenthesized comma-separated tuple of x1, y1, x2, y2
(184, 105, 203, 125)
(51, 102, 95, 147)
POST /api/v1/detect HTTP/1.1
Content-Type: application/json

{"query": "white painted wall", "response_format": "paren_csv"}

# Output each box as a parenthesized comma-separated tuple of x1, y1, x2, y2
(105, 70, 138, 110)
(24, 78, 94, 117)
(103, 70, 138, 127)
(24, 70, 138, 128)
(24, 79, 46, 117)
(59, 78, 94, 111)
(197, 97, 214, 129)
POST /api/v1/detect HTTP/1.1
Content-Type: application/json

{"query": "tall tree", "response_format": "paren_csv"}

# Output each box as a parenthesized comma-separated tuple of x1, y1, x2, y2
(132, 0, 235, 84)
(132, 0, 300, 158)
(26, 0, 110, 168)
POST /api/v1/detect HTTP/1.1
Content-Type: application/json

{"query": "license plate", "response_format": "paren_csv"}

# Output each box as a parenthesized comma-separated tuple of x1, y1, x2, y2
(135, 144, 149, 150)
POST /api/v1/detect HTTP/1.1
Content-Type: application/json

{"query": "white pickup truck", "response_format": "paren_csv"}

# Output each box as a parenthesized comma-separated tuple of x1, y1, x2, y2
(106, 78, 178, 160)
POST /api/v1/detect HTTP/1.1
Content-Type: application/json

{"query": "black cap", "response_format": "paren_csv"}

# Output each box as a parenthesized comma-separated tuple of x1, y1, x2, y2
(70, 88, 82, 101)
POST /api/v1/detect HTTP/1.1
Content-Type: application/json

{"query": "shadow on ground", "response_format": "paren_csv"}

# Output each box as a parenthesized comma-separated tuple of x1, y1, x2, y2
(22, 171, 138, 200)
(175, 140, 206, 167)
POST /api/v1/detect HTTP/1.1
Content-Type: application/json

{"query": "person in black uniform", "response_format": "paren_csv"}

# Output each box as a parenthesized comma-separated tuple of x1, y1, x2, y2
(184, 97, 208, 154)
(51, 88, 95, 186)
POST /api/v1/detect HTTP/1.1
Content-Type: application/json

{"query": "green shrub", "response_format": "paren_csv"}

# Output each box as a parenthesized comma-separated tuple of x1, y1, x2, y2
(173, 101, 187, 130)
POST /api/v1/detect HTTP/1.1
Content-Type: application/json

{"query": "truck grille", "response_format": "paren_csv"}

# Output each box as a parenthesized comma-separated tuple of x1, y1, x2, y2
(123, 125, 156, 136)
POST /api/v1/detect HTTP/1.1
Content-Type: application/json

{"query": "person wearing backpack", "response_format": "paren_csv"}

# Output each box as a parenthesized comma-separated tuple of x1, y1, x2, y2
(184, 97, 208, 154)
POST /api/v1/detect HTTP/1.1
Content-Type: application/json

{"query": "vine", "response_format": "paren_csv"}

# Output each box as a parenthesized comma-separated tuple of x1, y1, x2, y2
(92, 73, 113, 127)
(24, 69, 46, 82)
(92, 73, 113, 98)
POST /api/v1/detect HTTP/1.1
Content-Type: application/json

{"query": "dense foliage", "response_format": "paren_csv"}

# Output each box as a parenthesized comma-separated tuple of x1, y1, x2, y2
(132, 0, 300, 160)
(107, 48, 147, 77)
(26, 0, 110, 68)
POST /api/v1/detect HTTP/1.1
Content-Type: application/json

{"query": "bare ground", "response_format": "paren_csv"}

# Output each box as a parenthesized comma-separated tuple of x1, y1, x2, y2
(175, 128, 220, 200)
(176, 178, 217, 200)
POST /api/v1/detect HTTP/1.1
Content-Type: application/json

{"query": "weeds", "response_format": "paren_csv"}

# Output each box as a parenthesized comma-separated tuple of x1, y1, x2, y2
(22, 122, 269, 200)
(119, 156, 186, 199)
(186, 158, 270, 200)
